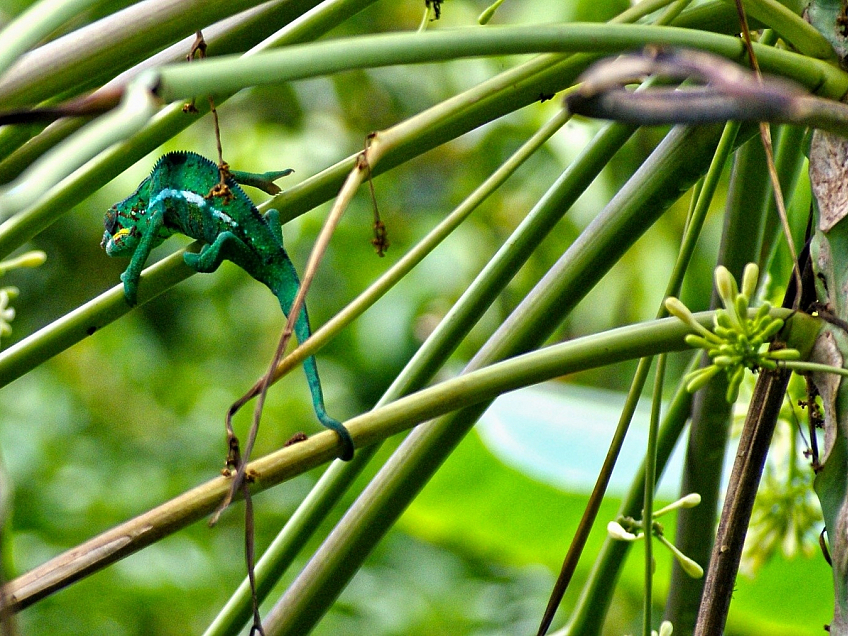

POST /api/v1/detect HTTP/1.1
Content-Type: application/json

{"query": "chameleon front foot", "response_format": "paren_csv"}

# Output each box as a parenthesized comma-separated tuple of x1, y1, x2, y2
(119, 273, 139, 306)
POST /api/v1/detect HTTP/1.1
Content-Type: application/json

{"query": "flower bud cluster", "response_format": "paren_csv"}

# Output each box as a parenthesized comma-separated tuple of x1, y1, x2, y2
(607, 493, 704, 579)
(0, 250, 46, 343)
(665, 264, 800, 402)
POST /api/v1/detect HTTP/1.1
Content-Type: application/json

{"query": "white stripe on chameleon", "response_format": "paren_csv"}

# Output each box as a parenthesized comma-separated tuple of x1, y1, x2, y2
(150, 188, 237, 228)
(212, 209, 236, 228)
(150, 188, 202, 208)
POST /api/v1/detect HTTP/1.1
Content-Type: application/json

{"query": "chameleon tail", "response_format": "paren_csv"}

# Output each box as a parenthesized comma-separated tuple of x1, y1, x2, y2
(273, 263, 354, 461)
(299, 343, 355, 461)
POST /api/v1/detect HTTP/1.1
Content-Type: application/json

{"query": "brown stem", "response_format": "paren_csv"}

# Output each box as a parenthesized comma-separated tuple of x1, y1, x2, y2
(693, 366, 790, 635)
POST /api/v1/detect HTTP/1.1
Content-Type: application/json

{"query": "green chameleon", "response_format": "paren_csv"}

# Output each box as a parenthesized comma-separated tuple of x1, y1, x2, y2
(101, 151, 354, 461)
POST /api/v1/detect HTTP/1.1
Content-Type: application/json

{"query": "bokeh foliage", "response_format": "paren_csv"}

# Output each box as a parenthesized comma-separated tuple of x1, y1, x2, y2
(0, 0, 835, 634)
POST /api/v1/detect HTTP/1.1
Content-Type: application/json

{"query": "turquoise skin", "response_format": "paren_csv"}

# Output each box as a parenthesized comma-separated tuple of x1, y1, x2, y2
(102, 151, 354, 461)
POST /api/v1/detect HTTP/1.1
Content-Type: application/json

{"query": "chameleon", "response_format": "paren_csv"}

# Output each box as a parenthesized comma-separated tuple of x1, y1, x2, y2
(101, 151, 354, 461)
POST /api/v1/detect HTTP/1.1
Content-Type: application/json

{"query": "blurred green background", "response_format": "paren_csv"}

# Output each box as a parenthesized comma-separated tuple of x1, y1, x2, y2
(0, 0, 832, 633)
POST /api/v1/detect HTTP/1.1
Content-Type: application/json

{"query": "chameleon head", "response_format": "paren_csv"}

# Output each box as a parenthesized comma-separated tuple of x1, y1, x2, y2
(101, 205, 140, 257)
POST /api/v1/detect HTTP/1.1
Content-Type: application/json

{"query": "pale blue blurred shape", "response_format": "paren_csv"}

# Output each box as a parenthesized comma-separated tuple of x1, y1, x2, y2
(478, 382, 734, 499)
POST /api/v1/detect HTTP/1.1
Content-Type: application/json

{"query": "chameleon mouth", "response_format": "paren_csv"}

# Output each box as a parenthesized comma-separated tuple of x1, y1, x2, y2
(101, 228, 131, 253)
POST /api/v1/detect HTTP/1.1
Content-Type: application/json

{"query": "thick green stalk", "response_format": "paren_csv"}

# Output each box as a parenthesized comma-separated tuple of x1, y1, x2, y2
(260, 123, 751, 635)
(758, 125, 810, 267)
(5, 308, 769, 609)
(0, 0, 106, 79)
(154, 24, 846, 102)
(720, 0, 835, 58)
(0, 0, 273, 108)
(643, 354, 667, 636)
(0, 0, 326, 184)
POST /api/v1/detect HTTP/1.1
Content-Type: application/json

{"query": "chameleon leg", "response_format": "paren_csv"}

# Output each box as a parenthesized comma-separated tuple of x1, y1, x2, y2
(120, 208, 167, 306)
(263, 209, 283, 244)
(183, 231, 240, 273)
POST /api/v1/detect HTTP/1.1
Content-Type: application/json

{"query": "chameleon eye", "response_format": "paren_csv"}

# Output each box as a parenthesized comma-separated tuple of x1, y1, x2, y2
(104, 208, 118, 234)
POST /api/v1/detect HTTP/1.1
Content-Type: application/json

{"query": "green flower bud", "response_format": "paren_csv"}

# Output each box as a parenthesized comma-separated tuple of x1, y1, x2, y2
(755, 302, 772, 322)
(768, 348, 801, 360)
(726, 366, 745, 402)
(760, 319, 785, 339)
(712, 355, 736, 367)
(714, 326, 734, 339)
(607, 521, 640, 541)
(657, 534, 704, 579)
(714, 265, 737, 308)
(741, 263, 759, 298)
(685, 365, 721, 392)
(478, 0, 506, 24)
(0, 250, 47, 275)
(653, 493, 702, 518)
(665, 297, 717, 340)
(684, 334, 712, 349)
(734, 295, 750, 331)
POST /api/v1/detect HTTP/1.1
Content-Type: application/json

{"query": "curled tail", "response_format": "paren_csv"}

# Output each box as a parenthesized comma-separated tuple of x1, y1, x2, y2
(272, 258, 354, 461)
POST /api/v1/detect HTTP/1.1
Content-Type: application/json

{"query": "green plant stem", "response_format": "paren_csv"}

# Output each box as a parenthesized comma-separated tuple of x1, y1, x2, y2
(3, 308, 763, 610)
(154, 24, 845, 103)
(0, 0, 106, 79)
(779, 360, 848, 376)
(0, 0, 274, 108)
(758, 125, 809, 268)
(643, 354, 667, 636)
(656, 0, 696, 25)
(718, 0, 835, 58)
